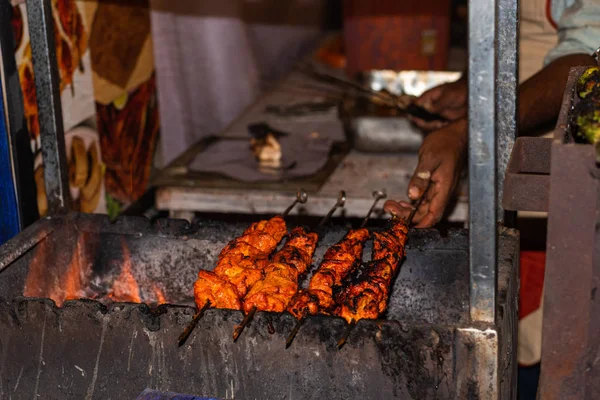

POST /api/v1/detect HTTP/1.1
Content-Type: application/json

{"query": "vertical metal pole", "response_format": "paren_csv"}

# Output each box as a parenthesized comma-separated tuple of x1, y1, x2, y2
(496, 0, 519, 226)
(468, 0, 497, 323)
(26, 0, 70, 214)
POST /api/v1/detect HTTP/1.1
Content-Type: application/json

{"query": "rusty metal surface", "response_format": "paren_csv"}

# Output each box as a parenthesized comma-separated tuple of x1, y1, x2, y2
(539, 66, 600, 400)
(0, 216, 56, 272)
(502, 137, 551, 212)
(0, 213, 519, 399)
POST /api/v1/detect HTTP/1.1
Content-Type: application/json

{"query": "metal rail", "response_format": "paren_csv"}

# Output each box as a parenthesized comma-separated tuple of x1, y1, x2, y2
(26, 0, 70, 214)
(468, 0, 497, 323)
(468, 0, 518, 323)
(496, 0, 519, 226)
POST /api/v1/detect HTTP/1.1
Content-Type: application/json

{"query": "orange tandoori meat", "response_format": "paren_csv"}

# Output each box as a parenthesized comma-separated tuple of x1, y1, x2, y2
(287, 228, 369, 319)
(242, 227, 318, 314)
(335, 219, 408, 323)
(193, 216, 286, 310)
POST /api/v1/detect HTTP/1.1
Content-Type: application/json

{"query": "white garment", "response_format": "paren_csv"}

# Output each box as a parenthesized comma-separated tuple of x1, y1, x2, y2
(150, 1, 327, 166)
(518, 0, 600, 366)
(519, 0, 559, 82)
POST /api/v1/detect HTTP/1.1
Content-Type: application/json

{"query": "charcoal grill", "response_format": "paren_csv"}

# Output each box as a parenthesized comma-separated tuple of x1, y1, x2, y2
(0, 213, 518, 399)
(0, 0, 519, 398)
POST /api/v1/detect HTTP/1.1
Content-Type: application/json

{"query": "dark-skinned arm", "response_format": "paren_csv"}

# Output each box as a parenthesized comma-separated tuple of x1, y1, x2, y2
(384, 53, 597, 227)
(519, 53, 596, 134)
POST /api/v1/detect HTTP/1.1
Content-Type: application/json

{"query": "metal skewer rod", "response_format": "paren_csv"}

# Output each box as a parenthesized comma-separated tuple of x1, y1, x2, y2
(301, 66, 396, 105)
(287, 191, 384, 349)
(406, 182, 431, 226)
(283, 189, 308, 218)
(177, 300, 211, 347)
(285, 317, 305, 348)
(235, 192, 347, 343)
(337, 320, 356, 349)
(178, 190, 308, 346)
(360, 190, 387, 228)
(318, 191, 346, 227)
(233, 306, 257, 342)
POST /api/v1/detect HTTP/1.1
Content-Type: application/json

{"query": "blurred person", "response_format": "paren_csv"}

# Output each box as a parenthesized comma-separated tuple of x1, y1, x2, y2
(383, 1, 600, 399)
(384, 0, 600, 228)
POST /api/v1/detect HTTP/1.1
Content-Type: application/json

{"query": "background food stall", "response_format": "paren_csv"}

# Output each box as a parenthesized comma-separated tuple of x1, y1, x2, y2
(0, 0, 519, 399)
(150, 1, 468, 222)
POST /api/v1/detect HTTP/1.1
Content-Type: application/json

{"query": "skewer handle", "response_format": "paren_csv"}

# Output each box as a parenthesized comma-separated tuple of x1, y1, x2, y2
(233, 306, 257, 342)
(286, 317, 305, 349)
(282, 188, 308, 218)
(360, 190, 387, 228)
(337, 320, 357, 349)
(177, 300, 211, 347)
(318, 191, 346, 227)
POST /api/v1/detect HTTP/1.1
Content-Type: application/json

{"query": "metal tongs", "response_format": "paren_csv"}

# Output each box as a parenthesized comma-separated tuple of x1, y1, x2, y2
(302, 66, 448, 123)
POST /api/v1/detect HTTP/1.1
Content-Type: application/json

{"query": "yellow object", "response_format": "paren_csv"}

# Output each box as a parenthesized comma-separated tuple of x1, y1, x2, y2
(113, 92, 129, 110)
(69, 136, 88, 188)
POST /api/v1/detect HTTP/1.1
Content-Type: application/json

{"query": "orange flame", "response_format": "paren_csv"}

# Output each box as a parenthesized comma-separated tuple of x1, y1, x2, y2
(24, 232, 90, 307)
(24, 233, 168, 307)
(107, 239, 141, 303)
(152, 284, 167, 305)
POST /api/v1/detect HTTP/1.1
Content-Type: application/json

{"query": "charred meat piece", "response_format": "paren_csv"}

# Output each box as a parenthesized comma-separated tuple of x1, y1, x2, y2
(287, 228, 369, 319)
(335, 219, 408, 323)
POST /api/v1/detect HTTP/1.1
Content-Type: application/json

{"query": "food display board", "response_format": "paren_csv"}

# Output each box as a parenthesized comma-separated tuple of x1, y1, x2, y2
(10, 0, 159, 218)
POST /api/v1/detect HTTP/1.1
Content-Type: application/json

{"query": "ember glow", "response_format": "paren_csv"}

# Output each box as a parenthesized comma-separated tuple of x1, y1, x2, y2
(24, 233, 91, 307)
(23, 234, 169, 307)
(152, 284, 167, 305)
(107, 241, 142, 303)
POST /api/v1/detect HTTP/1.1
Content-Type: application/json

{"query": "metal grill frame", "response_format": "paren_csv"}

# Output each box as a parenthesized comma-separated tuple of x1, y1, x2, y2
(1, 0, 520, 398)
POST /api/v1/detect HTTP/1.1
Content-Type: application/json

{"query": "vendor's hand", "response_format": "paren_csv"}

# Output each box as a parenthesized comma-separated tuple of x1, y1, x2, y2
(384, 119, 468, 228)
(410, 77, 468, 132)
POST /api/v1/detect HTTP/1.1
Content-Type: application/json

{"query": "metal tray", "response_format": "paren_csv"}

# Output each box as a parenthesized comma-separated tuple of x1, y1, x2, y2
(152, 135, 349, 194)
(345, 70, 462, 153)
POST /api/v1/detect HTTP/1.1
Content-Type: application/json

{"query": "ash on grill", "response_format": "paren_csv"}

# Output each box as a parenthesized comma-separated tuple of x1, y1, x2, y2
(0, 210, 518, 399)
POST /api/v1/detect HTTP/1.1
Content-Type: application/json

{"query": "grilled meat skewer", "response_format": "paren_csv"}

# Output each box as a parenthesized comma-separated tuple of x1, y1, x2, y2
(232, 191, 347, 342)
(242, 227, 319, 314)
(287, 228, 369, 318)
(285, 191, 386, 348)
(180, 190, 308, 347)
(193, 216, 287, 311)
(335, 218, 408, 323)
